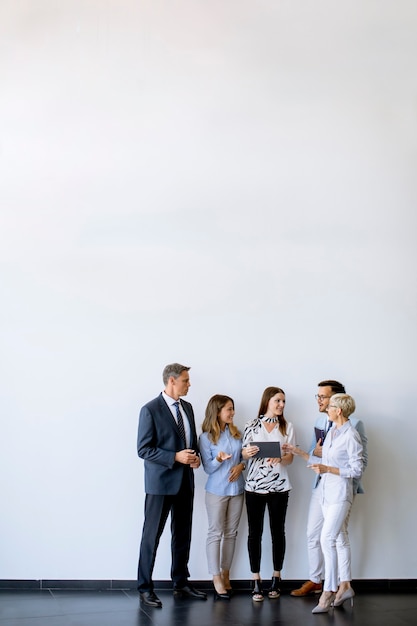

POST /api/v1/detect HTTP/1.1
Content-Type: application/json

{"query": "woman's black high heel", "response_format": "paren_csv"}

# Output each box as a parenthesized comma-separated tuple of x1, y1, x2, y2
(251, 579, 264, 602)
(267, 575, 281, 599)
(213, 583, 230, 600)
(214, 590, 230, 600)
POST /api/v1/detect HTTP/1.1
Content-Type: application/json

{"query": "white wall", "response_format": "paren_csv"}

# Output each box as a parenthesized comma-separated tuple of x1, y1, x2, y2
(1, 0, 416, 581)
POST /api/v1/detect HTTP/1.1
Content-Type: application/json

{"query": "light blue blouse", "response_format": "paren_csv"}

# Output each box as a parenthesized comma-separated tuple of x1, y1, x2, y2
(199, 427, 245, 497)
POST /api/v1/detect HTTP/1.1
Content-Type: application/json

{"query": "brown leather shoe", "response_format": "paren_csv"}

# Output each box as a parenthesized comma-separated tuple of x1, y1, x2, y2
(291, 581, 322, 597)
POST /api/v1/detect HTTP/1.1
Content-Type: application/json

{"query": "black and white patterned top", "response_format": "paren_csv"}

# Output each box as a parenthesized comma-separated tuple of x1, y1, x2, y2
(243, 417, 296, 494)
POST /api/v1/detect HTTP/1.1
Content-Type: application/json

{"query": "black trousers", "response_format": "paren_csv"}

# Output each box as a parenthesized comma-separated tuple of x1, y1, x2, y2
(137, 470, 194, 592)
(245, 489, 289, 573)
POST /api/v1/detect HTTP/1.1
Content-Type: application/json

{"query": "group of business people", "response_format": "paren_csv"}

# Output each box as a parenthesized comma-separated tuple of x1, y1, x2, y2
(136, 364, 367, 614)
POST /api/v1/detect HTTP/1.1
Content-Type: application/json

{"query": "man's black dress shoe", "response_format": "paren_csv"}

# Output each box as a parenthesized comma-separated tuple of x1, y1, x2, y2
(139, 591, 162, 607)
(173, 584, 207, 600)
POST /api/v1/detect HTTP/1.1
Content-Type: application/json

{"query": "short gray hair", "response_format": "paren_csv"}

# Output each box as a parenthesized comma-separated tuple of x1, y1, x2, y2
(162, 363, 190, 385)
(330, 393, 356, 418)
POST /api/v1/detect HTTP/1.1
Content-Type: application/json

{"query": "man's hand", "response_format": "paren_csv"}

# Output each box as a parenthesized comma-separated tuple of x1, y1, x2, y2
(175, 449, 200, 466)
(190, 455, 200, 469)
(313, 440, 323, 457)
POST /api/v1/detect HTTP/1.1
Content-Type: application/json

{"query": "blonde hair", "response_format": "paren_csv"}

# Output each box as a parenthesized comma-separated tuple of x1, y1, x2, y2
(330, 393, 356, 418)
(201, 395, 241, 445)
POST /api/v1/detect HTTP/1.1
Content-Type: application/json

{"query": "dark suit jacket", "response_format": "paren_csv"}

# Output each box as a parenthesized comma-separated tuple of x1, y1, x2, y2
(137, 393, 199, 495)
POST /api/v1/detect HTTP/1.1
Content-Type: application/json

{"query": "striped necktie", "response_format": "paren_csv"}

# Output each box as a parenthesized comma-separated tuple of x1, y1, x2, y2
(173, 401, 186, 445)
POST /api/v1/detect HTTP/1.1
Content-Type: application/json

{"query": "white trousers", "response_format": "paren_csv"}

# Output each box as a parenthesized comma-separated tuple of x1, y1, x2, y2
(307, 487, 354, 584)
(306, 487, 325, 583)
(205, 491, 244, 576)
(320, 500, 352, 592)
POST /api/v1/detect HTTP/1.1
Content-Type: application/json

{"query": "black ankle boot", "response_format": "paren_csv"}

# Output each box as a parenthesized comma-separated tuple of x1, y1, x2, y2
(267, 576, 281, 598)
(251, 579, 264, 602)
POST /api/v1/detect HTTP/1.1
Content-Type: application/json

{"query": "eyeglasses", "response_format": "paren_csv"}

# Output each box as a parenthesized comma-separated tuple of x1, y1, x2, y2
(315, 395, 331, 401)
(327, 404, 337, 409)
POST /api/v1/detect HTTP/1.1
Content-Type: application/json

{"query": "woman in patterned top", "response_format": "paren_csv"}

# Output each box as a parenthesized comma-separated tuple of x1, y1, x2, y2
(242, 387, 296, 602)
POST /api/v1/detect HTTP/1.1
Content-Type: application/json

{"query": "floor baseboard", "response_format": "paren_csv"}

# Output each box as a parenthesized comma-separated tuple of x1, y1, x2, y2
(1, 579, 416, 593)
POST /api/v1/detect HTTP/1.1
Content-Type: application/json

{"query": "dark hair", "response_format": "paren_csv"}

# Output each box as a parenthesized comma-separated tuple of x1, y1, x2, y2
(201, 395, 241, 444)
(257, 386, 288, 436)
(318, 380, 346, 395)
(162, 363, 190, 385)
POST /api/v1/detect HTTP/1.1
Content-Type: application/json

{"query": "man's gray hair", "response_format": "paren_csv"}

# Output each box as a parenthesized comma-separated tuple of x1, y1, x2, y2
(162, 363, 190, 386)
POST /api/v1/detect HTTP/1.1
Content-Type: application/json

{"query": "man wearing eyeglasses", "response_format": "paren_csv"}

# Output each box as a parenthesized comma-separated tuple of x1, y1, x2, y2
(284, 380, 367, 597)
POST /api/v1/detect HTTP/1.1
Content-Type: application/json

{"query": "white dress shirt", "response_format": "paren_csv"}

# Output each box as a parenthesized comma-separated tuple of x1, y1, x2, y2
(309, 420, 363, 505)
(162, 391, 191, 448)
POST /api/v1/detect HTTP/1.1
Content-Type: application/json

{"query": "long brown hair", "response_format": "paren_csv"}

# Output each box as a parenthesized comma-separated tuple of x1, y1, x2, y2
(257, 386, 288, 436)
(201, 394, 241, 445)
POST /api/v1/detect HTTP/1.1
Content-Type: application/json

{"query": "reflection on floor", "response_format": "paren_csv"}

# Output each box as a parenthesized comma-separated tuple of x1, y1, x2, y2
(0, 588, 416, 626)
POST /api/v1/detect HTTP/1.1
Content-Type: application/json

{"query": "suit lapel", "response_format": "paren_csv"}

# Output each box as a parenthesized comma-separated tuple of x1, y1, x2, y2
(158, 394, 196, 447)
(158, 394, 180, 435)
(181, 401, 196, 448)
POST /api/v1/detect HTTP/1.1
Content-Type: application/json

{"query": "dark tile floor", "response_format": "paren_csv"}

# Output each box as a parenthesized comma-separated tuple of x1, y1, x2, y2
(0, 589, 416, 626)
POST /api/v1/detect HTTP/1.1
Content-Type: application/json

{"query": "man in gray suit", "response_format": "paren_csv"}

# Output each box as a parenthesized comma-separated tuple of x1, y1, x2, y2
(137, 363, 207, 608)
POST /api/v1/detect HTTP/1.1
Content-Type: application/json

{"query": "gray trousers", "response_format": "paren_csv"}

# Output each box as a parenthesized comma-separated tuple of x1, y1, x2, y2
(205, 491, 244, 576)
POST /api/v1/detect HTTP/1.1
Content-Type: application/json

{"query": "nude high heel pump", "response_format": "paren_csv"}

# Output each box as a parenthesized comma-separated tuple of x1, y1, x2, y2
(213, 575, 230, 600)
(334, 588, 355, 607)
(312, 592, 335, 614)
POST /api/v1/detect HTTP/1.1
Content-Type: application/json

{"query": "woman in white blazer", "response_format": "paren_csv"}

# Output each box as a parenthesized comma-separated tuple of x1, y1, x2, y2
(308, 394, 363, 614)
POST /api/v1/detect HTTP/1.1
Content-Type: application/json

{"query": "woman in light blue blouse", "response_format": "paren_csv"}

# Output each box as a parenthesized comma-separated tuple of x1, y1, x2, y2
(199, 395, 245, 599)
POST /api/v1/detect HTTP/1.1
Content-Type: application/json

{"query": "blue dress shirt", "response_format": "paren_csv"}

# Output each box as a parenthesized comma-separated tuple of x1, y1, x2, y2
(199, 427, 245, 496)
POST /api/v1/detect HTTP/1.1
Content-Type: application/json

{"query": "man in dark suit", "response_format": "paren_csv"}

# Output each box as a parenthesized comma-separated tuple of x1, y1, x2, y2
(137, 363, 207, 608)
